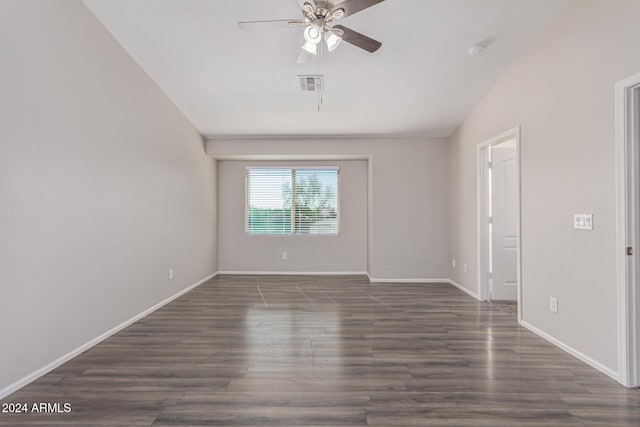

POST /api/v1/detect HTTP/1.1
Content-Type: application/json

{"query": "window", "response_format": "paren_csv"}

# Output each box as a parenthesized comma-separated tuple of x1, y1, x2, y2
(246, 167, 339, 235)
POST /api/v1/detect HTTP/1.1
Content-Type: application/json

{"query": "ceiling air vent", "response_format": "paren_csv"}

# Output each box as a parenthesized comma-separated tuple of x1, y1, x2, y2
(299, 75, 323, 92)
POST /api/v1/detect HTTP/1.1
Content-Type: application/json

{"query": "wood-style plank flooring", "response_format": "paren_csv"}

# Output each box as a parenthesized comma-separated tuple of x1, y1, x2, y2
(2, 275, 639, 426)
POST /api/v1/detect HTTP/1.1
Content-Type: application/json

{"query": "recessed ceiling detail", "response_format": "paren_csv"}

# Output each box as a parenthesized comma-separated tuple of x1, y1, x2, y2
(82, 0, 568, 138)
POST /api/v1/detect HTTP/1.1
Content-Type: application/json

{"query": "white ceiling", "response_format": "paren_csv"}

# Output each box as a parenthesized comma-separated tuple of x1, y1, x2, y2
(82, 0, 568, 138)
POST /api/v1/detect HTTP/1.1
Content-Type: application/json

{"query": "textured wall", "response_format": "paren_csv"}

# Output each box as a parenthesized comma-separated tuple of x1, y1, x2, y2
(0, 0, 217, 394)
(208, 138, 449, 280)
(447, 0, 640, 372)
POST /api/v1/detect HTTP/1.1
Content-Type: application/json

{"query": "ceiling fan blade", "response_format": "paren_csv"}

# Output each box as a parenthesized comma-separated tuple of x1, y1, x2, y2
(332, 25, 381, 53)
(237, 19, 304, 31)
(331, 0, 385, 18)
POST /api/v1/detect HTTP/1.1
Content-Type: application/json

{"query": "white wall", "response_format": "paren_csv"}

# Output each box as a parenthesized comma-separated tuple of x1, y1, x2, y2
(447, 0, 640, 373)
(0, 0, 217, 395)
(218, 160, 367, 273)
(208, 138, 449, 280)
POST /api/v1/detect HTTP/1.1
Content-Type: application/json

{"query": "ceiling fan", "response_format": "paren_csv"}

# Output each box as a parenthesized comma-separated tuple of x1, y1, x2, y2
(238, 0, 385, 63)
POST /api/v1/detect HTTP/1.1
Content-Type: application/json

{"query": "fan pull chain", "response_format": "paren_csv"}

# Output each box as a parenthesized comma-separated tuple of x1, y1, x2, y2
(317, 41, 324, 112)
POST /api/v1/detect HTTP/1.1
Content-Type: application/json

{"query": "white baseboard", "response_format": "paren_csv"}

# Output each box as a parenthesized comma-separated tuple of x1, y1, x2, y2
(368, 277, 450, 283)
(218, 271, 368, 276)
(447, 279, 482, 300)
(0, 271, 218, 400)
(519, 319, 619, 382)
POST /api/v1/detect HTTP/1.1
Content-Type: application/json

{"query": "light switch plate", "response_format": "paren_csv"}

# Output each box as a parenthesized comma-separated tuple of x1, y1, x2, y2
(574, 214, 593, 230)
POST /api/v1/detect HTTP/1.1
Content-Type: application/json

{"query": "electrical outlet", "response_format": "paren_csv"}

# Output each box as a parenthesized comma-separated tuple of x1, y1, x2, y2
(282, 252, 288, 261)
(452, 259, 456, 268)
(463, 264, 468, 273)
(549, 297, 558, 313)
(168, 269, 174, 280)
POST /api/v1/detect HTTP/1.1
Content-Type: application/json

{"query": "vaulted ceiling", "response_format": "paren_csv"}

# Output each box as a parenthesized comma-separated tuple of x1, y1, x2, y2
(82, 0, 568, 138)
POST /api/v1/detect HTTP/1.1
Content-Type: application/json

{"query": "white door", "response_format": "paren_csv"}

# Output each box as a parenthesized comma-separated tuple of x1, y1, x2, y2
(490, 142, 518, 301)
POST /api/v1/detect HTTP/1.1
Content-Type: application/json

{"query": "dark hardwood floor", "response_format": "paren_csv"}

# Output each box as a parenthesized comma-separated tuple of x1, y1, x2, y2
(2, 275, 639, 426)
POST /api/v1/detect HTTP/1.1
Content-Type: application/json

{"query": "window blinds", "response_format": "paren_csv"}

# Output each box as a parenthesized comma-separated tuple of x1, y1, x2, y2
(246, 167, 339, 235)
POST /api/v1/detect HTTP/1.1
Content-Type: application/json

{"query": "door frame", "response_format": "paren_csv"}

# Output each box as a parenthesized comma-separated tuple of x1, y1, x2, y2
(477, 126, 522, 323)
(615, 71, 640, 388)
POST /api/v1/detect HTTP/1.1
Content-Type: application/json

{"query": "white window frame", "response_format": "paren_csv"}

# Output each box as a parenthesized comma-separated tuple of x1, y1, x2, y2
(245, 166, 340, 237)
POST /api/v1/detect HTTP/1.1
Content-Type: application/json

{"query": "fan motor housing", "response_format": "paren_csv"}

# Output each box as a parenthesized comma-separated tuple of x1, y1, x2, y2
(304, 1, 334, 20)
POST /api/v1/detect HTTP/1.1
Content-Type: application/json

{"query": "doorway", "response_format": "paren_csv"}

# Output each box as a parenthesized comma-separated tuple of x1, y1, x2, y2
(477, 127, 521, 321)
(615, 71, 640, 387)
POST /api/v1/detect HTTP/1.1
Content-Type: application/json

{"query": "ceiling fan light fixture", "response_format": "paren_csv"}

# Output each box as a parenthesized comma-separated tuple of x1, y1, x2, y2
(238, 0, 385, 62)
(302, 41, 318, 55)
(302, 25, 322, 55)
(304, 25, 322, 43)
(324, 30, 342, 52)
(297, 48, 313, 63)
